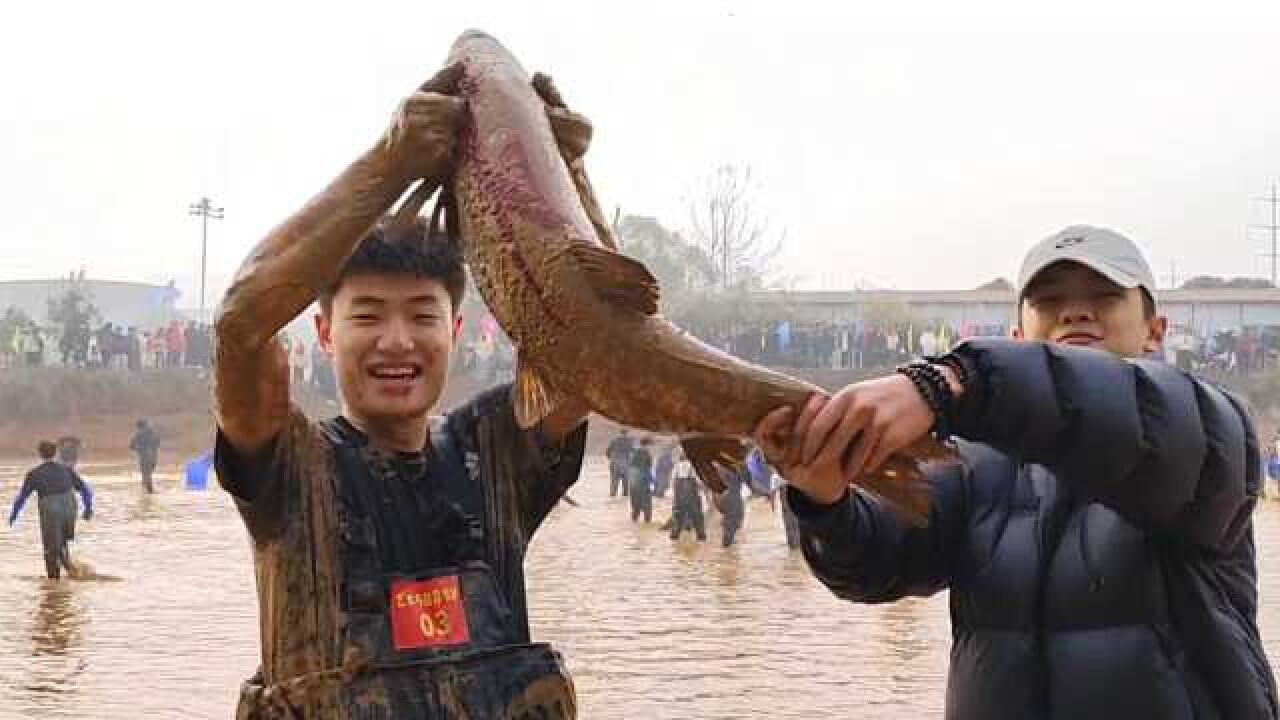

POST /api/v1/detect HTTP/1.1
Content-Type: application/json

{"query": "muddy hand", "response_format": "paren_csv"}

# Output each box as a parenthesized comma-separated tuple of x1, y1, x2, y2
(532, 72, 592, 162)
(381, 62, 469, 183)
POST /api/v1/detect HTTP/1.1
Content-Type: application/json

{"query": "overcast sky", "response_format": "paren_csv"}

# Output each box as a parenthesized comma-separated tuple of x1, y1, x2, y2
(3, 1, 1279, 311)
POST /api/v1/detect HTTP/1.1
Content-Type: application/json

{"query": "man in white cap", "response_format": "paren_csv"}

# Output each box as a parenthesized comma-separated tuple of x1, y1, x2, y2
(1012, 224, 1162, 355)
(754, 225, 1277, 718)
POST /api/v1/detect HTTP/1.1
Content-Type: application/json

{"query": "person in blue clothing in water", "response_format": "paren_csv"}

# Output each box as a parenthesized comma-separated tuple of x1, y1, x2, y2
(747, 444, 799, 548)
(8, 441, 94, 579)
(628, 436, 655, 523)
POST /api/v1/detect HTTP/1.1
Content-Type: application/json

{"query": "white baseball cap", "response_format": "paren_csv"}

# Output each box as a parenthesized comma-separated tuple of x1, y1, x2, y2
(1016, 225, 1156, 300)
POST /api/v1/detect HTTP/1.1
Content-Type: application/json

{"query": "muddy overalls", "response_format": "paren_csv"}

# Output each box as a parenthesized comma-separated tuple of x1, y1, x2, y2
(238, 417, 576, 719)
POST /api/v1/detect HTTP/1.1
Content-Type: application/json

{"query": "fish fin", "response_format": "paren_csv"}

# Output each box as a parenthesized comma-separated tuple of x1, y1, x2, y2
(852, 439, 956, 528)
(568, 243, 660, 315)
(854, 460, 933, 528)
(513, 363, 568, 429)
(680, 436, 748, 493)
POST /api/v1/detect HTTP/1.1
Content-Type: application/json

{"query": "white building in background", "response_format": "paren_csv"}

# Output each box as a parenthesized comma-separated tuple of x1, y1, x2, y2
(750, 287, 1280, 337)
(0, 276, 183, 330)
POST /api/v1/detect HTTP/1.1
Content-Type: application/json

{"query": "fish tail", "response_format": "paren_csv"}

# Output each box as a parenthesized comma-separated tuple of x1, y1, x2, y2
(680, 436, 749, 493)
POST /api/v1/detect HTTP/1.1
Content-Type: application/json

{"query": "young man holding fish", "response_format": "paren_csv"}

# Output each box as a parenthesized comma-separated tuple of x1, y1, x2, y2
(755, 225, 1277, 718)
(213, 63, 593, 719)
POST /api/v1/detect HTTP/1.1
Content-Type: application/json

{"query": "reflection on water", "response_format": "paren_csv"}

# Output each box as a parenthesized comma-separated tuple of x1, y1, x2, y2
(30, 584, 82, 657)
(22, 584, 86, 704)
(0, 458, 1277, 718)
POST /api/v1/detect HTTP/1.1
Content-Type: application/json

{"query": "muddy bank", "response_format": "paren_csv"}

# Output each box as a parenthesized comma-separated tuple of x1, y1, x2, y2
(0, 367, 327, 461)
(4, 364, 1278, 463)
(0, 367, 606, 461)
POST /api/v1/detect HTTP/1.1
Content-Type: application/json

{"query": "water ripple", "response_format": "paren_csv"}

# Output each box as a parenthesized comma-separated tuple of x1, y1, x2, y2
(0, 459, 1276, 717)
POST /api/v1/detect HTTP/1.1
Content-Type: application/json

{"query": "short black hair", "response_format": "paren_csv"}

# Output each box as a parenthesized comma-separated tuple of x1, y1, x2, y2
(319, 215, 466, 314)
(37, 441, 56, 460)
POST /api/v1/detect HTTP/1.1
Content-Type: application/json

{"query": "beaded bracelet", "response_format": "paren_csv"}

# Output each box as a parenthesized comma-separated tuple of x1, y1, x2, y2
(895, 361, 955, 441)
(924, 352, 971, 388)
(897, 364, 940, 410)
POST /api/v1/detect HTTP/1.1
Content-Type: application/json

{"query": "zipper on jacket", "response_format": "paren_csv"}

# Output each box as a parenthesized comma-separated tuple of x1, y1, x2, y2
(1078, 510, 1104, 593)
(1029, 465, 1069, 715)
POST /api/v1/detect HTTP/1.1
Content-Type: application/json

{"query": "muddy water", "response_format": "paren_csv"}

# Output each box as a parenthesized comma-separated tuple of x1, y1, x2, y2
(1, 459, 1277, 718)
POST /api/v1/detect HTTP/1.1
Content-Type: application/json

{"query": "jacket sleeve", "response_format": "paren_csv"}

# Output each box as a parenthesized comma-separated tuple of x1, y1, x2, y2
(949, 338, 1257, 552)
(790, 457, 972, 604)
(71, 471, 94, 516)
(7, 472, 35, 526)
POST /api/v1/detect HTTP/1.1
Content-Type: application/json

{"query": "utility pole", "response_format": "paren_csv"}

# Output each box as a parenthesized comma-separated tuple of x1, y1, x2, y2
(188, 196, 224, 322)
(1251, 184, 1280, 286)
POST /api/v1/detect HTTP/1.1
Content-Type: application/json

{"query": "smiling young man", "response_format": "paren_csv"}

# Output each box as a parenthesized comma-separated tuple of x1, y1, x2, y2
(756, 225, 1277, 718)
(213, 64, 593, 719)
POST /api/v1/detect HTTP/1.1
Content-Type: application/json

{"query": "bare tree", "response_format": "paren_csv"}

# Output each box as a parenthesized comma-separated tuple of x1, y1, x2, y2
(686, 164, 782, 293)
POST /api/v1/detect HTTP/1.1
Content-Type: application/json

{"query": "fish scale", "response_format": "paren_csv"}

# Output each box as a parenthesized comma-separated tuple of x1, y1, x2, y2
(418, 30, 953, 525)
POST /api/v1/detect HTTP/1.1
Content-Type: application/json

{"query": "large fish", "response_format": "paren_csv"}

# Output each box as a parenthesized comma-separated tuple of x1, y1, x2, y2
(400, 30, 950, 524)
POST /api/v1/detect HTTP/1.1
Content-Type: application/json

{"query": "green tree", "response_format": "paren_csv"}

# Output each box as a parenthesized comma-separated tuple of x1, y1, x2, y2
(46, 273, 100, 364)
(0, 306, 32, 353)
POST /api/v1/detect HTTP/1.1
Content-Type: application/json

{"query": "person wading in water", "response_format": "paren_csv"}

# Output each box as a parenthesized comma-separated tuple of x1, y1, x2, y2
(129, 419, 161, 493)
(627, 436, 655, 523)
(213, 62, 595, 718)
(604, 428, 634, 497)
(8, 440, 94, 580)
(668, 450, 707, 542)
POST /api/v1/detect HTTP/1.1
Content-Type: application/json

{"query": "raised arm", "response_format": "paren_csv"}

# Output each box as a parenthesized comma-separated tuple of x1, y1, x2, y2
(213, 65, 466, 458)
(949, 339, 1257, 551)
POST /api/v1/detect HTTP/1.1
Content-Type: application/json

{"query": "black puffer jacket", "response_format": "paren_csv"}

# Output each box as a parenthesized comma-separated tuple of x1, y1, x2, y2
(791, 339, 1277, 719)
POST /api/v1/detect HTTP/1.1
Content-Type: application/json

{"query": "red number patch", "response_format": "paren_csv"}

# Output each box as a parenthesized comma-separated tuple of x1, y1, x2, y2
(389, 575, 471, 650)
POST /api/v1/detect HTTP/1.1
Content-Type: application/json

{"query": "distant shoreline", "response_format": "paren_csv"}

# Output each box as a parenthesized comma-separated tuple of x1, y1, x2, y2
(4, 362, 1278, 463)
